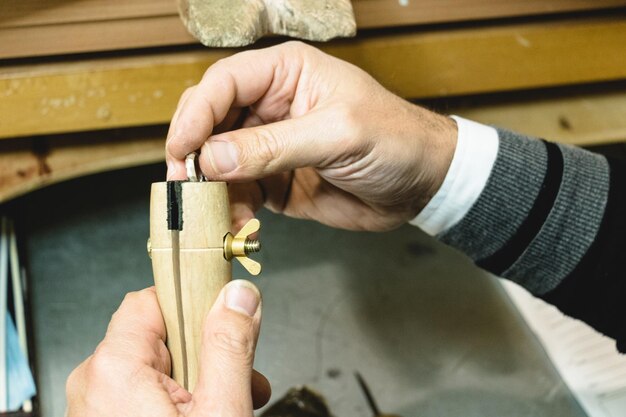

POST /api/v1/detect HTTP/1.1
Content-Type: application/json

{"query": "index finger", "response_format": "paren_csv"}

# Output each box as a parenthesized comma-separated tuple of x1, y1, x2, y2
(165, 42, 303, 166)
(103, 287, 169, 371)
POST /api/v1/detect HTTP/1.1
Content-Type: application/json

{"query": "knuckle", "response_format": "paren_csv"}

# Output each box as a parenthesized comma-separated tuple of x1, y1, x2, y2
(165, 137, 183, 158)
(282, 41, 316, 60)
(245, 128, 282, 168)
(125, 288, 153, 304)
(204, 57, 237, 84)
(114, 291, 142, 316)
(210, 325, 254, 361)
(283, 40, 307, 51)
(183, 85, 195, 96)
(181, 86, 195, 102)
(122, 290, 142, 304)
(204, 58, 227, 76)
(333, 103, 363, 143)
(88, 346, 116, 378)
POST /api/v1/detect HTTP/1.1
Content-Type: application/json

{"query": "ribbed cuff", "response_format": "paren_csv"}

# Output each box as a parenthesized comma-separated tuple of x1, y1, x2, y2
(440, 128, 609, 295)
(438, 129, 548, 261)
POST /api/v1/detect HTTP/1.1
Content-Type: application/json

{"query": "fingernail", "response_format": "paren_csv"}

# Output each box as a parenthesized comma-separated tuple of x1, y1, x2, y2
(225, 280, 260, 317)
(209, 141, 238, 174)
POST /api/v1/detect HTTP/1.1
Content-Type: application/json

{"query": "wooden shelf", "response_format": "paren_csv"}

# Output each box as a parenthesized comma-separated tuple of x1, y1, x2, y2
(0, 126, 166, 203)
(2, 17, 626, 140)
(2, 84, 626, 203)
(1, 0, 624, 59)
(1, 12, 625, 202)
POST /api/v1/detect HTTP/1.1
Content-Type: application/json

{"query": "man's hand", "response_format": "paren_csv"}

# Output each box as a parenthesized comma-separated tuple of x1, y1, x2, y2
(66, 281, 270, 416)
(166, 41, 457, 232)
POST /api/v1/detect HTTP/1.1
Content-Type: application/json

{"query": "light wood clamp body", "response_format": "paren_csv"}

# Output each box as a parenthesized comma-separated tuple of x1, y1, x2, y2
(148, 180, 261, 392)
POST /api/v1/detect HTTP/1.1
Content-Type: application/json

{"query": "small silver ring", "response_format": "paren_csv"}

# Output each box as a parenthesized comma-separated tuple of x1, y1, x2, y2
(185, 153, 199, 182)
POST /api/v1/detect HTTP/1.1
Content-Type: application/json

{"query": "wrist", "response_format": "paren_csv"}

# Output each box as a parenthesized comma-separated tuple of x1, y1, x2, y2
(414, 111, 458, 212)
(410, 115, 500, 235)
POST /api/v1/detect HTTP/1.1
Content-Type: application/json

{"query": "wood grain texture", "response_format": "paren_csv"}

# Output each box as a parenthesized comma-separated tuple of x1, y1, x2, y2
(5, 0, 622, 29)
(1, 87, 625, 204)
(0, 15, 195, 60)
(322, 18, 626, 98)
(0, 0, 624, 59)
(150, 181, 232, 392)
(0, 126, 166, 203)
(452, 89, 626, 146)
(352, 0, 626, 29)
(2, 18, 625, 139)
(0, 0, 176, 28)
(0, 50, 227, 139)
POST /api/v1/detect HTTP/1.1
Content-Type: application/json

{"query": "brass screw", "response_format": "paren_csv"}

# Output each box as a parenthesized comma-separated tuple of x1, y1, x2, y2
(244, 239, 261, 254)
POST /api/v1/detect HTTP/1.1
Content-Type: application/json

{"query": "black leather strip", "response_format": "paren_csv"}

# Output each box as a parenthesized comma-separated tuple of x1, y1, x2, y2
(167, 180, 184, 231)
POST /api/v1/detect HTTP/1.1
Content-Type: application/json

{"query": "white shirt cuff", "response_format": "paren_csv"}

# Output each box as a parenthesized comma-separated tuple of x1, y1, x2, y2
(409, 116, 499, 235)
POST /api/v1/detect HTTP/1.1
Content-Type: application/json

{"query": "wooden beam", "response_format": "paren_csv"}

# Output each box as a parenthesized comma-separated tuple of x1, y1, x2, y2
(1, 0, 624, 59)
(0, 127, 166, 203)
(323, 18, 626, 98)
(4, 0, 622, 29)
(1, 87, 625, 203)
(0, 0, 176, 28)
(1, 17, 626, 139)
(452, 89, 626, 146)
(0, 50, 230, 139)
(0, 15, 195, 60)
(352, 0, 626, 29)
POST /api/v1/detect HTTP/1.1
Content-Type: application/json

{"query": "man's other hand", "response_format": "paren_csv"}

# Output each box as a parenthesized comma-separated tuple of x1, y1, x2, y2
(66, 281, 270, 416)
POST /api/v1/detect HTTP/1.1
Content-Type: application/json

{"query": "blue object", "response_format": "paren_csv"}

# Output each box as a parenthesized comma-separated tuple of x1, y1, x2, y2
(6, 312, 36, 411)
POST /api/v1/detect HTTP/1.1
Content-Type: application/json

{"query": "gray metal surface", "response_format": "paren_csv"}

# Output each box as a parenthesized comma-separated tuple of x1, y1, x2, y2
(12, 164, 585, 417)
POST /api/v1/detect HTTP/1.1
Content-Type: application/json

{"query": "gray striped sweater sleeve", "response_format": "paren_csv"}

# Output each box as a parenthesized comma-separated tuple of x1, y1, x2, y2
(436, 128, 626, 352)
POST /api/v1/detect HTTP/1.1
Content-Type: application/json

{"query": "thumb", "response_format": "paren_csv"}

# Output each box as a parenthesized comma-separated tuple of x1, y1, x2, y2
(190, 280, 262, 417)
(198, 107, 364, 182)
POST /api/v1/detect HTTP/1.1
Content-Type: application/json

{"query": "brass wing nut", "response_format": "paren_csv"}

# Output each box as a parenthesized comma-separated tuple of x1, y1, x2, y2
(223, 218, 262, 275)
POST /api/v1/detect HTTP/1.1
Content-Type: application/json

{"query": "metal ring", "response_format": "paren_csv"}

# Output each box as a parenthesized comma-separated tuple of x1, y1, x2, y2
(185, 153, 199, 182)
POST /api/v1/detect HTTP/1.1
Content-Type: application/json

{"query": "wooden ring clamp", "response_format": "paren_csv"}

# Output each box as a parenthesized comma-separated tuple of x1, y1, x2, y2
(148, 153, 261, 392)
